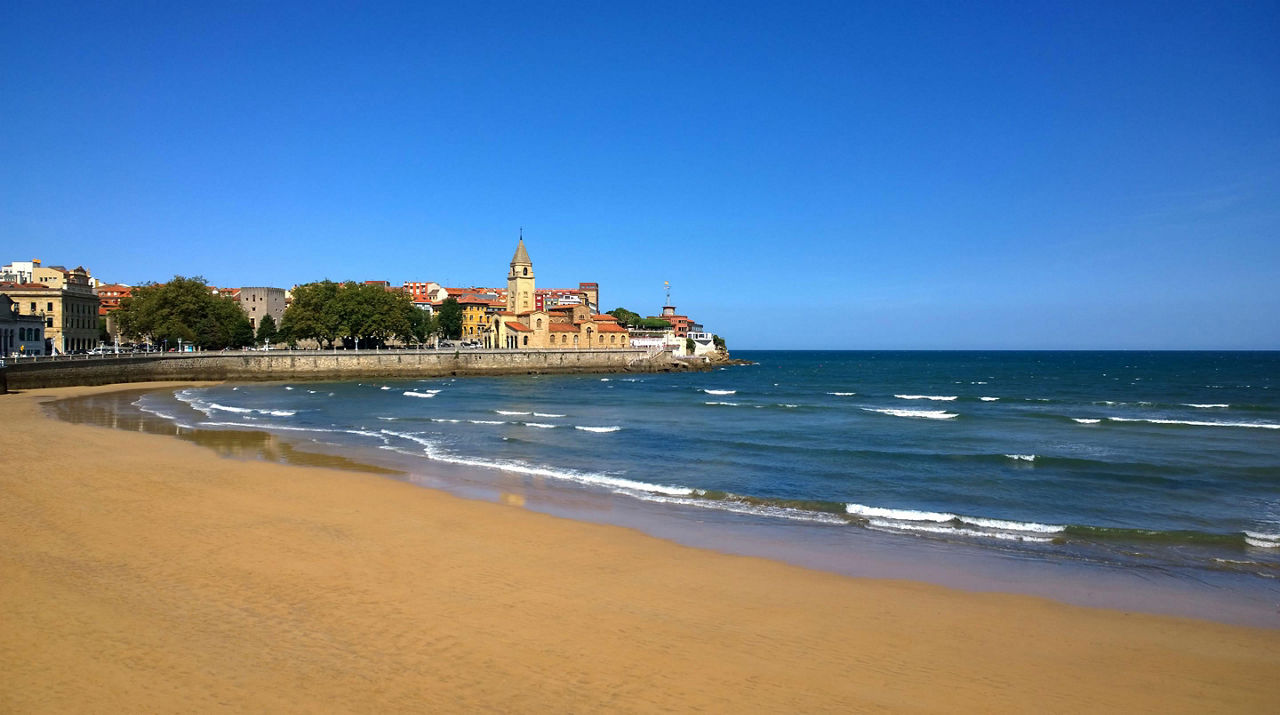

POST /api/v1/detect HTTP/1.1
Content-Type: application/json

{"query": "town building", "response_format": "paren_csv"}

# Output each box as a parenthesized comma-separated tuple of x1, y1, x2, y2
(1, 295, 46, 357)
(0, 267, 99, 353)
(489, 237, 630, 350)
(236, 287, 287, 332)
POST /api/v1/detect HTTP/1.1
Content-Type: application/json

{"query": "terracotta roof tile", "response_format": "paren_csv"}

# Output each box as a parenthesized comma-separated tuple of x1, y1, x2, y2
(506, 321, 531, 332)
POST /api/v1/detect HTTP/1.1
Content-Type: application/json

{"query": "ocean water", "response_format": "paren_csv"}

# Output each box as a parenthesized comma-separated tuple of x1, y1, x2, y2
(119, 351, 1280, 621)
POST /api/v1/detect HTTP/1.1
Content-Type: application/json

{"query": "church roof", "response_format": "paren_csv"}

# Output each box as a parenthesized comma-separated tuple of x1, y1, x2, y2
(510, 237, 531, 265)
(548, 323, 577, 332)
(597, 323, 628, 333)
(506, 321, 531, 332)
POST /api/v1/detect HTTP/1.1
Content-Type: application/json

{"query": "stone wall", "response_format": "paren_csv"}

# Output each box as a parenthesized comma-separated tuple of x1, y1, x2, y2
(3, 349, 680, 390)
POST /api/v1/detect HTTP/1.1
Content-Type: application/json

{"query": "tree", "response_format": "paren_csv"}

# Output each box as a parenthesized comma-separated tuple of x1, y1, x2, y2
(280, 280, 342, 348)
(409, 307, 438, 345)
(436, 297, 463, 340)
(256, 313, 278, 345)
(608, 307, 670, 330)
(713, 334, 726, 350)
(113, 276, 254, 350)
(685, 337, 695, 353)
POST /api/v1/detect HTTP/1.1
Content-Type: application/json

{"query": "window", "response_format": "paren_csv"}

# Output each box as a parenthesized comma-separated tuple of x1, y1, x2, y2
(610, 335, 616, 343)
(522, 267, 528, 276)
(536, 318, 542, 328)
(522, 335, 528, 346)
(46, 317, 53, 328)
(47, 302, 53, 311)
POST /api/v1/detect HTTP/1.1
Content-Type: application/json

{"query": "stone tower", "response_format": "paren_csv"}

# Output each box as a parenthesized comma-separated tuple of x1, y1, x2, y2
(507, 234, 535, 313)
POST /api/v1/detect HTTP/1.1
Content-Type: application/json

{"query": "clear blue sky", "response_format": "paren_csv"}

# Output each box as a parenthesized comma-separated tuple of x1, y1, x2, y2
(3, 1, 1278, 349)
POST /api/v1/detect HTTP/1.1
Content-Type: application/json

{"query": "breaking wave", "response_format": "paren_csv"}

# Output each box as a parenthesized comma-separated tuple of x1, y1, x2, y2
(575, 425, 622, 433)
(703, 389, 737, 395)
(894, 394, 957, 401)
(861, 407, 957, 420)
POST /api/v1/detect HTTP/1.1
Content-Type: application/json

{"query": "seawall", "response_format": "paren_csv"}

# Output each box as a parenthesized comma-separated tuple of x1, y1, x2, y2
(2, 349, 684, 391)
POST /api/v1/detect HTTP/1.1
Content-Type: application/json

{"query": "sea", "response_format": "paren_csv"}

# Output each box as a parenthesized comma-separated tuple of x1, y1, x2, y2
(67, 351, 1280, 626)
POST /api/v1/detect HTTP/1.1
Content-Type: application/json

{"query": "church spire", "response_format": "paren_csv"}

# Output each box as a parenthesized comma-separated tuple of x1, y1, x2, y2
(511, 230, 531, 266)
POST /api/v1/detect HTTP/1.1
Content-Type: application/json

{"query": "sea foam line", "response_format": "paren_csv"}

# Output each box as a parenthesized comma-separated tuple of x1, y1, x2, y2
(1183, 403, 1229, 409)
(894, 394, 957, 401)
(575, 425, 621, 433)
(496, 410, 531, 416)
(1108, 417, 1279, 430)
(1004, 454, 1036, 462)
(378, 429, 691, 496)
(1244, 531, 1280, 548)
(702, 389, 736, 395)
(861, 407, 957, 420)
(826, 392, 856, 396)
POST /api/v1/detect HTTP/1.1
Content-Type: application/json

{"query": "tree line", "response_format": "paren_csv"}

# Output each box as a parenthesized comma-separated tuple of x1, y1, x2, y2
(114, 277, 465, 349)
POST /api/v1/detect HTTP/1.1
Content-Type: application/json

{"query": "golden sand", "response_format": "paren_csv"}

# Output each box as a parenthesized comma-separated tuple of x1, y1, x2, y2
(2, 383, 1277, 713)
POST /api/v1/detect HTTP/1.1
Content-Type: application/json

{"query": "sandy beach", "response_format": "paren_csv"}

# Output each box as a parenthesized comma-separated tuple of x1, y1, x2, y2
(2, 383, 1277, 713)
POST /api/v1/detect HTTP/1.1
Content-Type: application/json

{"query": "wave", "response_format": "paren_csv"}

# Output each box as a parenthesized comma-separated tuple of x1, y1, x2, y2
(284, 386, 293, 391)
(861, 407, 957, 420)
(1072, 418, 1101, 424)
(1004, 454, 1036, 462)
(575, 425, 621, 433)
(403, 391, 437, 398)
(1244, 531, 1280, 548)
(980, 397, 999, 402)
(1107, 417, 1280, 430)
(844, 502, 1061, 543)
(826, 392, 856, 396)
(894, 394, 957, 401)
(533, 412, 566, 418)
(496, 410, 531, 416)
(1183, 403, 1229, 409)
(377, 429, 691, 496)
(381, 386, 391, 390)
(865, 519, 1055, 543)
(174, 390, 297, 417)
(468, 419, 505, 425)
(703, 389, 737, 395)
(846, 503, 955, 522)
(524, 422, 556, 429)
(704, 401, 739, 406)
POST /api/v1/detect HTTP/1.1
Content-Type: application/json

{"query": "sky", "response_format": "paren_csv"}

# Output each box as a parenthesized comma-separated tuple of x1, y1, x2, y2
(3, 1, 1278, 349)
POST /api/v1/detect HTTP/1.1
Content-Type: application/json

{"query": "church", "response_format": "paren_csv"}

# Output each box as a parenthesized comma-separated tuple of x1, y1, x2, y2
(487, 237, 630, 350)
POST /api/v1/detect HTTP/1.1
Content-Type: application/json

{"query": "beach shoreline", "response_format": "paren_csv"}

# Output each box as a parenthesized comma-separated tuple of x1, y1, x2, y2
(3, 382, 1278, 712)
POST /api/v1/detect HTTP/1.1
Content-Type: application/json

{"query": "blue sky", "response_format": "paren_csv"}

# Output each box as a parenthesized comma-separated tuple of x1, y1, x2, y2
(3, 1, 1278, 349)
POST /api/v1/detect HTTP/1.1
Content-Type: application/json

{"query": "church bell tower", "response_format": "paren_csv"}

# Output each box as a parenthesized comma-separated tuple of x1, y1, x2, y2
(507, 231, 535, 313)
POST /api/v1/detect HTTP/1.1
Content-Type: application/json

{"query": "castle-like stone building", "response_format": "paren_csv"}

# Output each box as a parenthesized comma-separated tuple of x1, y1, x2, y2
(488, 238, 629, 350)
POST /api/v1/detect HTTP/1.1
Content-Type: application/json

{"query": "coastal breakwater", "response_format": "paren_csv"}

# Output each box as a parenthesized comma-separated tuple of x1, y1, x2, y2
(2, 348, 685, 391)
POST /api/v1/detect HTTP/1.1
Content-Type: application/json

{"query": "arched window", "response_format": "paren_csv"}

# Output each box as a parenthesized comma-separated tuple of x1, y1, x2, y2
(561, 334, 567, 344)
(522, 335, 529, 346)
(599, 335, 604, 344)
(573, 335, 579, 346)
(523, 267, 528, 276)
(610, 335, 616, 343)
(536, 318, 542, 329)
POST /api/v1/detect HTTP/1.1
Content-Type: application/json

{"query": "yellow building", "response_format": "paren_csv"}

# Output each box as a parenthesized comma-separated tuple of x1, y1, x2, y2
(0, 266, 100, 354)
(458, 295, 495, 342)
(489, 237, 630, 350)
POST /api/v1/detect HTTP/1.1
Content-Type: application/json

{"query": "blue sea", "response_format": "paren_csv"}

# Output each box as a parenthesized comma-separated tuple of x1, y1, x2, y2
(116, 351, 1280, 624)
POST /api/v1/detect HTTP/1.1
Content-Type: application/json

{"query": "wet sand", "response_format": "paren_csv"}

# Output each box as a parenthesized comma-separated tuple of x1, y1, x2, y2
(2, 383, 1278, 712)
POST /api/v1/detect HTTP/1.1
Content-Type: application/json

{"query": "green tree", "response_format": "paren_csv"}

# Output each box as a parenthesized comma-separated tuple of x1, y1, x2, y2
(280, 280, 342, 348)
(713, 334, 726, 350)
(685, 337, 695, 353)
(255, 313, 278, 345)
(608, 307, 643, 327)
(436, 297, 463, 340)
(409, 307, 438, 345)
(114, 276, 253, 350)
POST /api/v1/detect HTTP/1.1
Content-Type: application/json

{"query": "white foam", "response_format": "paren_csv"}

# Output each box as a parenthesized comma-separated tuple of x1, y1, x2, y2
(284, 386, 293, 390)
(533, 412, 565, 418)
(980, 397, 999, 402)
(431, 418, 461, 423)
(894, 394, 957, 401)
(524, 422, 556, 428)
(957, 516, 1064, 534)
(575, 425, 621, 433)
(846, 503, 956, 522)
(599, 378, 610, 382)
(826, 391, 856, 396)
(867, 519, 1054, 543)
(703, 389, 736, 395)
(403, 391, 436, 398)
(468, 419, 505, 425)
(1004, 454, 1036, 462)
(496, 410, 531, 416)
(1183, 403, 1229, 409)
(1245, 536, 1280, 548)
(1072, 418, 1101, 424)
(861, 407, 957, 420)
(704, 401, 739, 406)
(1108, 417, 1280, 430)
(378, 429, 692, 496)
(380, 386, 391, 390)
(778, 404, 799, 408)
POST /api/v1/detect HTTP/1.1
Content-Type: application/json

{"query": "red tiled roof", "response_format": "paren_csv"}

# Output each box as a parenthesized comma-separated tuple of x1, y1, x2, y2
(458, 295, 489, 304)
(592, 314, 617, 321)
(0, 282, 54, 291)
(506, 321, 531, 332)
(548, 323, 577, 332)
(597, 323, 628, 333)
